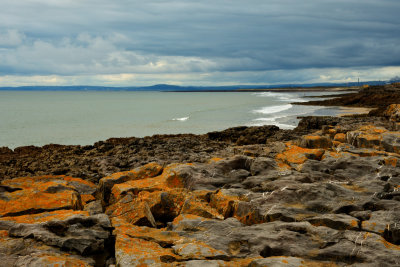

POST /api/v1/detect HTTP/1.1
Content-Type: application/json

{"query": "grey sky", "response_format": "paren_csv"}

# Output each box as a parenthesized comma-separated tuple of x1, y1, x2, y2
(0, 0, 399, 86)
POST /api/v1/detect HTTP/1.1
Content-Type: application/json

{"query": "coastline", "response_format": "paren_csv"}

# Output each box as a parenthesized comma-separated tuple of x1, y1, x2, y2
(169, 86, 359, 93)
(336, 106, 373, 116)
(1, 85, 400, 266)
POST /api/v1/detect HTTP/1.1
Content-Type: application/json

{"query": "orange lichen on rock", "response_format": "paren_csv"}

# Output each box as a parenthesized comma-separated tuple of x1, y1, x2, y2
(209, 157, 223, 163)
(361, 221, 379, 232)
(0, 210, 89, 224)
(173, 240, 227, 259)
(358, 125, 388, 134)
(276, 143, 325, 168)
(300, 135, 332, 149)
(0, 230, 8, 237)
(112, 217, 181, 246)
(0, 175, 101, 217)
(209, 190, 264, 225)
(380, 237, 400, 251)
(28, 253, 93, 267)
(383, 104, 400, 121)
(1, 175, 95, 192)
(209, 190, 246, 218)
(333, 133, 346, 143)
(0, 190, 82, 217)
(384, 157, 398, 167)
(98, 162, 163, 202)
(80, 194, 96, 205)
(113, 217, 180, 266)
(180, 196, 224, 220)
(109, 164, 190, 204)
(101, 162, 163, 186)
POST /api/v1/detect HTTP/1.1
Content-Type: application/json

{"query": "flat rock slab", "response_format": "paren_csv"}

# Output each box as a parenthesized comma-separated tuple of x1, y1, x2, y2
(0, 175, 96, 217)
(0, 229, 95, 266)
(0, 210, 111, 255)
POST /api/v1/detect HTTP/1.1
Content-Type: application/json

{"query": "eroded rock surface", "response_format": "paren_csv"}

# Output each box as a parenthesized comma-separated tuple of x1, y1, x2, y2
(0, 101, 399, 266)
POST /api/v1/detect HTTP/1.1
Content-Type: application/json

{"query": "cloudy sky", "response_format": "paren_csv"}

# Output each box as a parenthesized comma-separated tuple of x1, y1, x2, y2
(0, 0, 399, 86)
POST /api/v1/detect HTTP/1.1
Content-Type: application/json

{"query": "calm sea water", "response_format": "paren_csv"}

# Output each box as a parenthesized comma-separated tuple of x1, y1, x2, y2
(0, 91, 346, 148)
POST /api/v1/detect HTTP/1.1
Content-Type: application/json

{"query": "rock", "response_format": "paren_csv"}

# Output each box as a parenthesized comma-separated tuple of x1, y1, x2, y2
(207, 125, 280, 145)
(249, 157, 276, 176)
(98, 162, 163, 203)
(249, 257, 338, 267)
(108, 163, 194, 204)
(275, 142, 325, 169)
(13, 252, 95, 267)
(0, 176, 97, 217)
(0, 210, 112, 255)
(300, 134, 333, 149)
(334, 133, 347, 143)
(173, 241, 228, 260)
(381, 131, 400, 153)
(83, 200, 103, 215)
(0, 233, 96, 266)
(112, 217, 180, 266)
(2, 101, 400, 266)
(180, 196, 224, 220)
(306, 213, 359, 230)
(383, 103, 400, 122)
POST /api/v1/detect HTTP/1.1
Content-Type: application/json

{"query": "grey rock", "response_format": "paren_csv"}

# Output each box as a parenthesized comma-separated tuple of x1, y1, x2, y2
(84, 200, 103, 215)
(250, 157, 276, 176)
(6, 214, 111, 255)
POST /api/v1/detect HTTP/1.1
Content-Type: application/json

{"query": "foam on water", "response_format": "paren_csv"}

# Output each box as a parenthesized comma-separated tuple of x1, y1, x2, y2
(252, 92, 307, 102)
(172, 116, 189, 121)
(253, 104, 293, 114)
(251, 115, 296, 129)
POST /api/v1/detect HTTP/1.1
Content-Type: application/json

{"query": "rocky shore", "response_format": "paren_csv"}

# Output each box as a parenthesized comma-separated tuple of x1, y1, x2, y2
(1, 86, 400, 266)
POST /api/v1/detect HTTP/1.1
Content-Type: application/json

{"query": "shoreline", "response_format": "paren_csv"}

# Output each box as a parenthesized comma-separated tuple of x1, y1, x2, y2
(169, 86, 360, 93)
(1, 86, 400, 265)
(336, 106, 373, 116)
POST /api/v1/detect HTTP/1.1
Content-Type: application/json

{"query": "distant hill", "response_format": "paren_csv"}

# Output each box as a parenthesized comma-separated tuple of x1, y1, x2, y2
(0, 80, 389, 91)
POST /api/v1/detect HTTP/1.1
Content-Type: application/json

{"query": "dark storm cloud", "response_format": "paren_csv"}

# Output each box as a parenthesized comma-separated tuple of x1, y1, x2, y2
(0, 0, 399, 85)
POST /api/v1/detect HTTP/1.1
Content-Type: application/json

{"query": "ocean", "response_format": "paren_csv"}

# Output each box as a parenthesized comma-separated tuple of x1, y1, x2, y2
(0, 90, 348, 149)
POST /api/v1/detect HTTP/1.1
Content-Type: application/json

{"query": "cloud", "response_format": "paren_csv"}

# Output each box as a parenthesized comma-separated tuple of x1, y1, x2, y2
(0, 29, 25, 47)
(0, 0, 399, 85)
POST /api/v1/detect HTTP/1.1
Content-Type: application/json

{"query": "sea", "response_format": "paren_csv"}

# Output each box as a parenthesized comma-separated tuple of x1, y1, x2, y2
(0, 90, 350, 149)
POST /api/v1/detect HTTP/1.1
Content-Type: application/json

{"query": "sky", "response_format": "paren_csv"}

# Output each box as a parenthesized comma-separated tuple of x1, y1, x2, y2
(0, 0, 399, 86)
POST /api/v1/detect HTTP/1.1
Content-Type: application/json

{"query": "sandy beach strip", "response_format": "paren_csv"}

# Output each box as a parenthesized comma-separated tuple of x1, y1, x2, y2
(337, 106, 373, 116)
